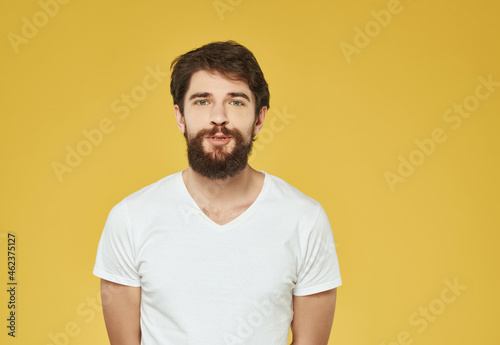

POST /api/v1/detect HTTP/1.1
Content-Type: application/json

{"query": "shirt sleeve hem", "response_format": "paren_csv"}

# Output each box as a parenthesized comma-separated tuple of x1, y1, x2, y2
(93, 267, 141, 287)
(292, 278, 342, 296)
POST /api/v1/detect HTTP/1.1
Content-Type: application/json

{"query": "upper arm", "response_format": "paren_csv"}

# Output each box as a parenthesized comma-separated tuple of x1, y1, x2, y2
(290, 288, 338, 345)
(101, 278, 142, 345)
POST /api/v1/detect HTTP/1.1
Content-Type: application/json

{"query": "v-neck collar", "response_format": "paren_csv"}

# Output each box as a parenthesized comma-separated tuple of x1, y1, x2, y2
(177, 169, 269, 230)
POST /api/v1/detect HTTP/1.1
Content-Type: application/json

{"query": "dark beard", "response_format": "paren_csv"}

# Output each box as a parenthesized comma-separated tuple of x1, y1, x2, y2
(184, 125, 255, 180)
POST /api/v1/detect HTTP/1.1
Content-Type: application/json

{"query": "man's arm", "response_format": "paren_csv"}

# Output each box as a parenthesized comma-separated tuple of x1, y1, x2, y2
(290, 288, 338, 345)
(101, 278, 142, 345)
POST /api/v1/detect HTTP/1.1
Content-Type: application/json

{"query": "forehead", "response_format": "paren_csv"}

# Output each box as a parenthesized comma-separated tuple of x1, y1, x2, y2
(186, 70, 254, 101)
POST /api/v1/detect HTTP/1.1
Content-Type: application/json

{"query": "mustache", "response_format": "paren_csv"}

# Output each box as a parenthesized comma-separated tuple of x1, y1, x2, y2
(208, 126, 232, 136)
(184, 125, 250, 142)
(196, 126, 235, 137)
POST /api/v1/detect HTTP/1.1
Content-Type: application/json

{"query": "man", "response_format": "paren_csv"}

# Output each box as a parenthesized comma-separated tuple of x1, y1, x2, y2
(93, 40, 342, 345)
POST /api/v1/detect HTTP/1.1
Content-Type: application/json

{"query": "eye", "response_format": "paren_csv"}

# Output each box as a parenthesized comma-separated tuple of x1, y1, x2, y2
(230, 100, 244, 106)
(195, 100, 209, 105)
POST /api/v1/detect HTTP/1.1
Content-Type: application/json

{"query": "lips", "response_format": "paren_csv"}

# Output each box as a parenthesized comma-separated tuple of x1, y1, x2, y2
(207, 133, 231, 140)
(205, 132, 232, 146)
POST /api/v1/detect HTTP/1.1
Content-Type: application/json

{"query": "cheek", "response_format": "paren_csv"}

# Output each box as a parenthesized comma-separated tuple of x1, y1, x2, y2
(231, 114, 255, 129)
(183, 117, 201, 134)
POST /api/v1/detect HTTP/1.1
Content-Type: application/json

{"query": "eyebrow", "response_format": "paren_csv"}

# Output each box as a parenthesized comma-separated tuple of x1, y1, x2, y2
(188, 92, 251, 102)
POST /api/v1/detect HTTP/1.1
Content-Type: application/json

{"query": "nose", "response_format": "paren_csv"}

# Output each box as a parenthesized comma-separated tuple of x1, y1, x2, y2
(209, 102, 229, 126)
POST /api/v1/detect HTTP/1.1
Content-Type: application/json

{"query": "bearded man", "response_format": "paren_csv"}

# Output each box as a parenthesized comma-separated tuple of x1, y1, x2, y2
(93, 40, 342, 345)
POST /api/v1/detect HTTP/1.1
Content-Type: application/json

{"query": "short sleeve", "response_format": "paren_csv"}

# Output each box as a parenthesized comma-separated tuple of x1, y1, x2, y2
(92, 200, 141, 287)
(292, 204, 342, 296)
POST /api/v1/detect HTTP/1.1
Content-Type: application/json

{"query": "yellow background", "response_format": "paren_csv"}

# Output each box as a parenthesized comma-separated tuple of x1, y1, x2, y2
(1, 0, 499, 344)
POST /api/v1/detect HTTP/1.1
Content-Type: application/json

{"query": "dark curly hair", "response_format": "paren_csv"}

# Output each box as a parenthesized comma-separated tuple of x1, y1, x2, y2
(170, 40, 270, 117)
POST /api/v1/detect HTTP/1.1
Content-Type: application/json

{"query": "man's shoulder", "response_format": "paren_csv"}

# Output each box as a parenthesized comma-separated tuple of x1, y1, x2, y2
(265, 172, 328, 231)
(117, 170, 182, 207)
(265, 171, 321, 210)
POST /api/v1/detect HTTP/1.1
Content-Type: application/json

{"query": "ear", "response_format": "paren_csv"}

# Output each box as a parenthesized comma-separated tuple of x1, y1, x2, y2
(174, 104, 186, 134)
(253, 106, 267, 136)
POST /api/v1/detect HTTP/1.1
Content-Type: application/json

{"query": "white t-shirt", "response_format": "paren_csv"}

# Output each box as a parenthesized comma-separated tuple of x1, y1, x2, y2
(93, 170, 342, 345)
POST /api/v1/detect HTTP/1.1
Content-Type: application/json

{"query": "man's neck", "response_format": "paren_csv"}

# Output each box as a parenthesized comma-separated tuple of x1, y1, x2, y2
(181, 165, 261, 208)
